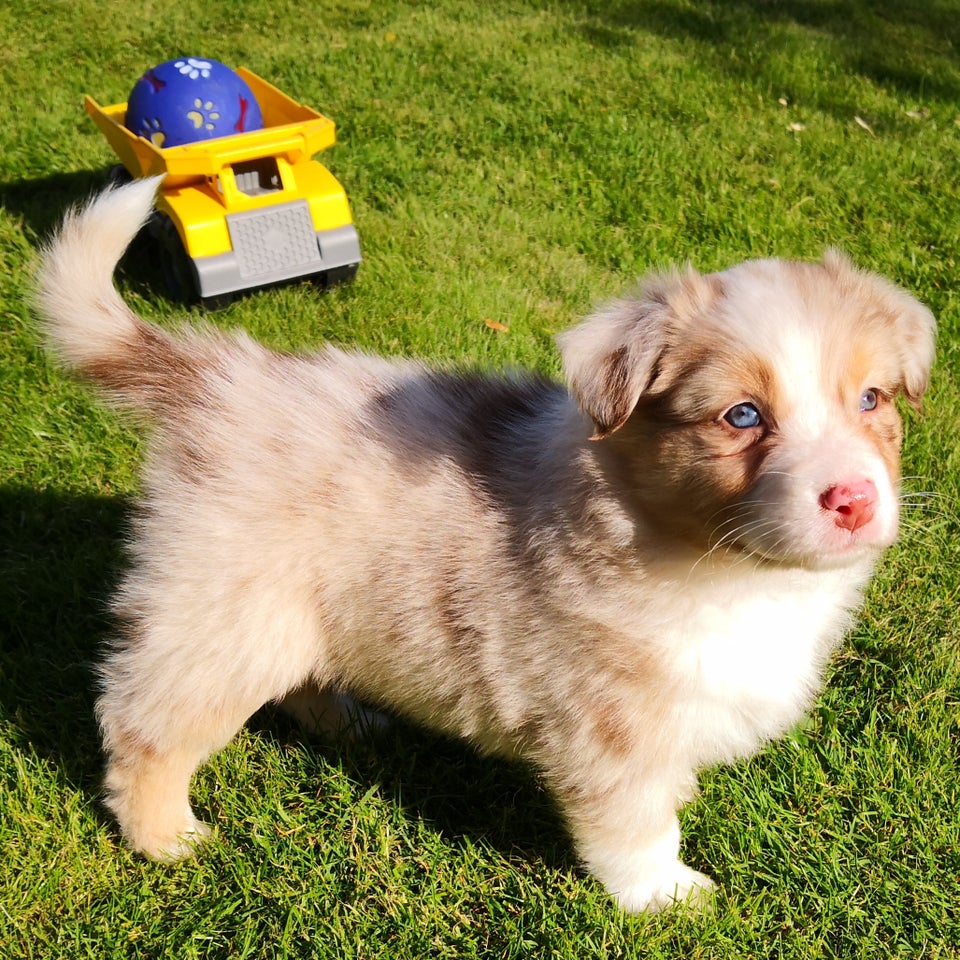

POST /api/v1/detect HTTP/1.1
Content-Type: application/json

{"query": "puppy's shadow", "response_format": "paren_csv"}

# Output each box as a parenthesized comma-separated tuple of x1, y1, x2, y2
(253, 707, 573, 871)
(0, 486, 124, 794)
(1, 485, 570, 866)
(1, 170, 108, 240)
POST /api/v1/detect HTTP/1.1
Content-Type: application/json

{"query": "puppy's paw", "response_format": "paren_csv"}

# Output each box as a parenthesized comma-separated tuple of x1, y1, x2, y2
(125, 814, 212, 863)
(278, 687, 389, 741)
(614, 863, 717, 914)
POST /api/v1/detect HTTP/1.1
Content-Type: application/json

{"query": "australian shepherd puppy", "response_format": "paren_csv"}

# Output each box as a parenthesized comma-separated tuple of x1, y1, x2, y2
(36, 178, 935, 912)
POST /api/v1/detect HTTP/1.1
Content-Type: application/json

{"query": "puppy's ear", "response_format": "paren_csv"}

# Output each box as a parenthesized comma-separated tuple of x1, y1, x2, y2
(558, 268, 722, 439)
(822, 249, 937, 406)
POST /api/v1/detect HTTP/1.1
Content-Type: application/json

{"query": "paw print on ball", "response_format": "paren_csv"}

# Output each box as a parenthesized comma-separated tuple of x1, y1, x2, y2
(175, 58, 212, 81)
(187, 99, 221, 132)
(141, 117, 166, 147)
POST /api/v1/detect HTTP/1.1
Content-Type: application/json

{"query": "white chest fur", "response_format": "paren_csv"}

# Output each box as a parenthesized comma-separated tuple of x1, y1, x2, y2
(641, 559, 873, 765)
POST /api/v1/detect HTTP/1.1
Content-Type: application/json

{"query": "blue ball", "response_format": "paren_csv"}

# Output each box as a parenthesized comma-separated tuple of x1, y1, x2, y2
(125, 58, 264, 148)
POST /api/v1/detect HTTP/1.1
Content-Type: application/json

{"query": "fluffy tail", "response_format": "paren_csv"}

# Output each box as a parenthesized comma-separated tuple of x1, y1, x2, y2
(35, 177, 206, 415)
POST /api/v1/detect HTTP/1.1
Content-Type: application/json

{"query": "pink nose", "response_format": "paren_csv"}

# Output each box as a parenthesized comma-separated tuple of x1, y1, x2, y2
(819, 478, 878, 532)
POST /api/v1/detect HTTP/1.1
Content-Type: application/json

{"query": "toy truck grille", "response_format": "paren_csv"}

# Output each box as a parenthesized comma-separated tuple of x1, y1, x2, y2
(228, 201, 320, 280)
(190, 201, 360, 298)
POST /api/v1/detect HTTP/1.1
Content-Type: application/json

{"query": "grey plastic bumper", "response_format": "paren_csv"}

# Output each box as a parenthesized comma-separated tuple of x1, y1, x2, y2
(193, 199, 361, 298)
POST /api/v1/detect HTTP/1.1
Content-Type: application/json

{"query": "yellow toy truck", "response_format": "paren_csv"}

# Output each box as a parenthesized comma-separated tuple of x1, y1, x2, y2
(85, 67, 361, 304)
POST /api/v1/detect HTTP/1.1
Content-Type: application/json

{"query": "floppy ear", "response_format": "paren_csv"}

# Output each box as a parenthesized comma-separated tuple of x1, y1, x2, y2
(822, 249, 937, 407)
(557, 267, 722, 439)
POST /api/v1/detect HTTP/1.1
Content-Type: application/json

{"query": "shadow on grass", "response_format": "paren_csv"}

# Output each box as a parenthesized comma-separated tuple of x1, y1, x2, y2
(1, 168, 175, 306)
(0, 484, 570, 866)
(256, 707, 573, 870)
(0, 487, 124, 792)
(1, 169, 114, 242)
(572, 0, 960, 111)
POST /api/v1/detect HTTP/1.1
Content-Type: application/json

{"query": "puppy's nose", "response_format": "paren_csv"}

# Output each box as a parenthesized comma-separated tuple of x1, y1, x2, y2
(819, 478, 878, 532)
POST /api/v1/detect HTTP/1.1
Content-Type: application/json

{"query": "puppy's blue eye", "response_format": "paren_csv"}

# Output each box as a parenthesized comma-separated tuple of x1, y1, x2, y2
(860, 388, 879, 412)
(723, 402, 762, 429)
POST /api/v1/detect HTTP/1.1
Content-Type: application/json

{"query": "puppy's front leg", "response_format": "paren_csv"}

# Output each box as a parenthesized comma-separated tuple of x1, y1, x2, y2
(560, 772, 716, 913)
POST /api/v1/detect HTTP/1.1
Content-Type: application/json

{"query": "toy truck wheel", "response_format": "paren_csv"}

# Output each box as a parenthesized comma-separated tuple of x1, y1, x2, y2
(312, 262, 359, 289)
(200, 291, 236, 310)
(149, 213, 201, 305)
(106, 164, 133, 187)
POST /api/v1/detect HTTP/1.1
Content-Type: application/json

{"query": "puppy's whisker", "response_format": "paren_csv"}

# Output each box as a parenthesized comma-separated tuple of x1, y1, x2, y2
(690, 516, 788, 574)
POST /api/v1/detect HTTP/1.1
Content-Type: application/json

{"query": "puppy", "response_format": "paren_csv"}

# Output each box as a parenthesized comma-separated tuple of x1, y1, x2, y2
(36, 178, 935, 912)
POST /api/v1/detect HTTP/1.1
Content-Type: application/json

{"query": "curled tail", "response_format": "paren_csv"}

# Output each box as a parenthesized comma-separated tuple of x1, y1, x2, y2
(35, 177, 211, 416)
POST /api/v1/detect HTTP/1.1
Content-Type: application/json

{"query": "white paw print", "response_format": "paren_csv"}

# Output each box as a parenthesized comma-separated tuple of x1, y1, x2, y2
(174, 58, 212, 80)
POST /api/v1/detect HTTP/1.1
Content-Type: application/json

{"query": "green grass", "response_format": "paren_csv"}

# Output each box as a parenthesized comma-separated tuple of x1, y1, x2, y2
(2, 1, 959, 956)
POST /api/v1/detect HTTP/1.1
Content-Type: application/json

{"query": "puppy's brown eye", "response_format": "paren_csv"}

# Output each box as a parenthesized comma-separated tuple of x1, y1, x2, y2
(860, 388, 879, 412)
(723, 402, 762, 429)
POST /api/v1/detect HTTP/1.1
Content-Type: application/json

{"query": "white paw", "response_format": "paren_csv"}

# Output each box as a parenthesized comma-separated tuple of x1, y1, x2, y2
(278, 688, 389, 740)
(614, 863, 717, 914)
(131, 816, 212, 863)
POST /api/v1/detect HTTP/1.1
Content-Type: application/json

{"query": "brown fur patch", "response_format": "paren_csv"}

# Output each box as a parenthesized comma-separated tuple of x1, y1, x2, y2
(593, 701, 633, 758)
(609, 345, 783, 543)
(591, 346, 634, 439)
(167, 437, 216, 484)
(830, 310, 907, 481)
(82, 317, 219, 416)
(106, 725, 159, 763)
(436, 577, 483, 652)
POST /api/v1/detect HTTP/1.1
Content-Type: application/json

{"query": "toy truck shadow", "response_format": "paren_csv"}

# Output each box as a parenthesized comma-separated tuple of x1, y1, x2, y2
(88, 68, 360, 306)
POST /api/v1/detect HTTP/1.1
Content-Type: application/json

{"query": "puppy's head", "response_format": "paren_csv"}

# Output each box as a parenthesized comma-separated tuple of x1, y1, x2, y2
(559, 252, 936, 566)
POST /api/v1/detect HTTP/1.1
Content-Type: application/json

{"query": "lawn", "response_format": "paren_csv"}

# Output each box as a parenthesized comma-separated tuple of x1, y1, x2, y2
(2, 1, 959, 957)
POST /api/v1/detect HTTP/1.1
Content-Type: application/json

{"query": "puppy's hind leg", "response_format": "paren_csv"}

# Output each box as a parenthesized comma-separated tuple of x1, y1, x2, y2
(96, 594, 324, 861)
(99, 724, 219, 862)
